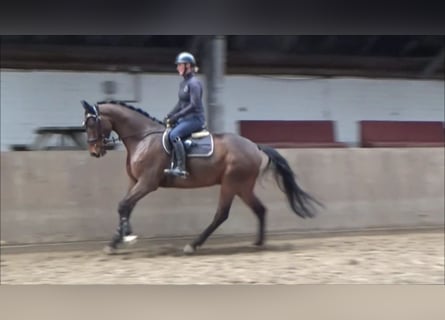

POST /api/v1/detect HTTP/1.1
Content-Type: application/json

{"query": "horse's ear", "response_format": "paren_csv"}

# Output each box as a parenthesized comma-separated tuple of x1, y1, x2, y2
(81, 100, 96, 115)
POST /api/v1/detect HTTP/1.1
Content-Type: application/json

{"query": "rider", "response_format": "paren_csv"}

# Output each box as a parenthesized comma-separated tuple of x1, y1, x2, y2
(164, 52, 206, 178)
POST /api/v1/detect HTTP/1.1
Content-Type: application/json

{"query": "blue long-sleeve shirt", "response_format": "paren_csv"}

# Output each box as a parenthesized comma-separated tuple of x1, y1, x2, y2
(168, 72, 205, 123)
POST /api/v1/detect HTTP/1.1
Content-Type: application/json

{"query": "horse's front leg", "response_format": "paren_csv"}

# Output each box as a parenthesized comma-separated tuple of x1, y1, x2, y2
(120, 177, 137, 240)
(105, 179, 157, 254)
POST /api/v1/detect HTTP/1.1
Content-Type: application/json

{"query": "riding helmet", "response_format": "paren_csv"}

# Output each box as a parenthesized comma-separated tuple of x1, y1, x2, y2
(175, 52, 196, 65)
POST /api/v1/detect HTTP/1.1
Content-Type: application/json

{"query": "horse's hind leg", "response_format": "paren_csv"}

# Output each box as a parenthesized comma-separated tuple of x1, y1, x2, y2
(238, 191, 267, 246)
(185, 184, 235, 254)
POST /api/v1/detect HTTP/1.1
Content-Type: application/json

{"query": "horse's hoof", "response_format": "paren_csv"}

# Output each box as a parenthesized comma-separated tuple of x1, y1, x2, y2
(183, 244, 195, 254)
(103, 245, 118, 255)
(123, 234, 138, 246)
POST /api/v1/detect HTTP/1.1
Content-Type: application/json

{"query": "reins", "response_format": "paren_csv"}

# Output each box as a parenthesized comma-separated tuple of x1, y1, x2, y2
(104, 129, 165, 145)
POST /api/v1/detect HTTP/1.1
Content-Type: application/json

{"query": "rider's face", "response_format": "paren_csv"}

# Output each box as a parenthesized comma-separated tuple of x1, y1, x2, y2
(177, 63, 186, 76)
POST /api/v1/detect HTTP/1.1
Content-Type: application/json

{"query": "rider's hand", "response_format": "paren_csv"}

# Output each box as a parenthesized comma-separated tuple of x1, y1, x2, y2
(169, 114, 179, 124)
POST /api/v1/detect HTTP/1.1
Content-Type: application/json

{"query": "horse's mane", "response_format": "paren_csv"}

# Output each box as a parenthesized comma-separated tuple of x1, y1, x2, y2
(97, 100, 165, 125)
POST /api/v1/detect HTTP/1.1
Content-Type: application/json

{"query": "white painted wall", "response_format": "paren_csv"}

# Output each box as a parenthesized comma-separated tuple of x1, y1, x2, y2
(1, 69, 444, 150)
(223, 75, 444, 144)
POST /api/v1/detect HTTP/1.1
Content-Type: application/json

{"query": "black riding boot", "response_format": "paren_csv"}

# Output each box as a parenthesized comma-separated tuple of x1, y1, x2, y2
(164, 137, 189, 178)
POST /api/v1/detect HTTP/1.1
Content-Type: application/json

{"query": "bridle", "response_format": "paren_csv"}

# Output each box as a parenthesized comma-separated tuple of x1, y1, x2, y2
(83, 103, 108, 153)
(83, 105, 165, 150)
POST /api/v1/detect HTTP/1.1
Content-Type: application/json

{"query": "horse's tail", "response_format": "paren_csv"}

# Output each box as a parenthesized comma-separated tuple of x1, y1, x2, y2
(258, 144, 323, 218)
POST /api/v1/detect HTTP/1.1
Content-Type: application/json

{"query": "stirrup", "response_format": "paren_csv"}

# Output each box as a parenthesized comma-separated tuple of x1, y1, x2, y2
(164, 167, 189, 178)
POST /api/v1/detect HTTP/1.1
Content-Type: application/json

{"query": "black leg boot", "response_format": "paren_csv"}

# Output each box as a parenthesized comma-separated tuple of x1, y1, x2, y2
(164, 139, 177, 174)
(164, 137, 189, 178)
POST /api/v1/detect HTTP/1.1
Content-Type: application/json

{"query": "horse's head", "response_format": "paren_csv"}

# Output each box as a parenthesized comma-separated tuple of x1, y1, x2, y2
(81, 100, 113, 158)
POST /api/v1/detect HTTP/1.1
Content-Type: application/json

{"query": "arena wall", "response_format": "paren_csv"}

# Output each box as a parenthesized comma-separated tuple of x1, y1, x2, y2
(1, 148, 443, 244)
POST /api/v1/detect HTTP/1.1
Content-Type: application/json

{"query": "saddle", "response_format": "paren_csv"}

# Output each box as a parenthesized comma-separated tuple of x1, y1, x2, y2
(162, 128, 214, 157)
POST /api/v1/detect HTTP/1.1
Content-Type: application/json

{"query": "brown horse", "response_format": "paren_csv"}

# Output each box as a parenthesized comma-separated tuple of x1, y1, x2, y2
(81, 100, 322, 254)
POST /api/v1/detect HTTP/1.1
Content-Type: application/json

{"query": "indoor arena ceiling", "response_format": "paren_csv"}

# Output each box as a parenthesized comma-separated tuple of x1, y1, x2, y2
(1, 36, 444, 79)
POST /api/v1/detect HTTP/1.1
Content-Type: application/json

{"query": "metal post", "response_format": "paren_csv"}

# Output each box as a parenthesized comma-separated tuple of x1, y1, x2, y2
(205, 36, 226, 133)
